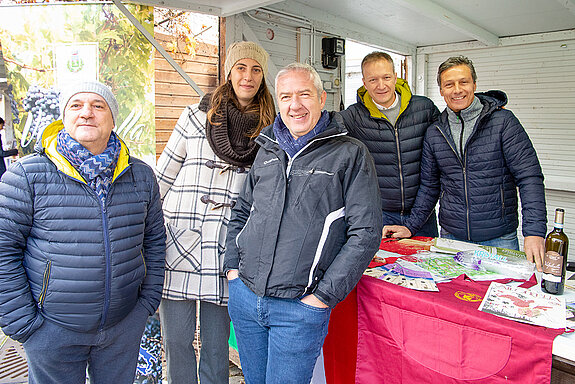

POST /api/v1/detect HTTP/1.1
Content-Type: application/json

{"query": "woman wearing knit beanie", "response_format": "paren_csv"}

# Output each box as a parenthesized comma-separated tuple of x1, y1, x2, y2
(156, 41, 275, 384)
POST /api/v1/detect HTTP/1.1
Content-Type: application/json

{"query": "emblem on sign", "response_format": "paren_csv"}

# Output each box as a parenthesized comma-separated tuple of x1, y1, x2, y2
(67, 51, 84, 73)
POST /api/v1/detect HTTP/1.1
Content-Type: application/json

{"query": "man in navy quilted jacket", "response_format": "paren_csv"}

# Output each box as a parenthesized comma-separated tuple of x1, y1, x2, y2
(340, 52, 440, 237)
(0, 81, 166, 383)
(383, 56, 547, 271)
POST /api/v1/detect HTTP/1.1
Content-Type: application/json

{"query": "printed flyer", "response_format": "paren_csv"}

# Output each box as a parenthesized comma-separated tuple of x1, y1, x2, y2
(479, 282, 566, 329)
(365, 260, 439, 291)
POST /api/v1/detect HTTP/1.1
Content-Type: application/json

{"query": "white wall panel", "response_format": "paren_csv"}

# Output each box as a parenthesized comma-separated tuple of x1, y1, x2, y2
(227, 12, 344, 111)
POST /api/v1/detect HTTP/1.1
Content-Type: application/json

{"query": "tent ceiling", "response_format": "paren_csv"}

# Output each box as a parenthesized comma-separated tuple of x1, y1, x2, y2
(135, 0, 575, 49)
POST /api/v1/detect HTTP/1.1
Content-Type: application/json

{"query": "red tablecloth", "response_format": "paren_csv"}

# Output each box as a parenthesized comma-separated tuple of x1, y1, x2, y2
(322, 238, 564, 384)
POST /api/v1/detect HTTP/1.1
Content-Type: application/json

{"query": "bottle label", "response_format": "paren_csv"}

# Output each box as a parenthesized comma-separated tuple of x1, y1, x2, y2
(542, 250, 563, 279)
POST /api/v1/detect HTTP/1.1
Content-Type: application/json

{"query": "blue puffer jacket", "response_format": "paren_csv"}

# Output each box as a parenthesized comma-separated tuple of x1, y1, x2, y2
(0, 121, 166, 342)
(406, 91, 546, 241)
(340, 79, 439, 214)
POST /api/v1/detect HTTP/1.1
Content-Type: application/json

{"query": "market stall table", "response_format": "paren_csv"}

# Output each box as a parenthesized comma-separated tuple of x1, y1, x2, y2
(322, 238, 575, 383)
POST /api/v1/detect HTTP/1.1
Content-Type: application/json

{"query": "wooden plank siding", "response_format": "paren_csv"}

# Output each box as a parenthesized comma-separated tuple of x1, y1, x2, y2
(154, 31, 220, 159)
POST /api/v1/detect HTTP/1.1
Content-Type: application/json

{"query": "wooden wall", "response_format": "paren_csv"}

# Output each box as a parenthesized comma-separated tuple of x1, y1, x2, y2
(154, 31, 220, 159)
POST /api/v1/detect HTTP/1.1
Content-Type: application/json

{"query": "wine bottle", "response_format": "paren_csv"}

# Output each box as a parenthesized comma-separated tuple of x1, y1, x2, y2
(541, 208, 569, 294)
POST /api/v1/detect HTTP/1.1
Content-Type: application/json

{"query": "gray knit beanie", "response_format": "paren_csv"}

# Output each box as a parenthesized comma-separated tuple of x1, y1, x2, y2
(224, 41, 269, 80)
(60, 81, 119, 126)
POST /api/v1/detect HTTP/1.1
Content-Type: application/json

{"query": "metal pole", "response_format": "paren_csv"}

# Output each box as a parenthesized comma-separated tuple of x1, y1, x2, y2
(112, 0, 205, 97)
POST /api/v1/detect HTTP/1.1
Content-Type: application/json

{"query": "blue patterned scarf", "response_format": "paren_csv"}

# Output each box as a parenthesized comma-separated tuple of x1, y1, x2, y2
(56, 129, 121, 205)
(273, 110, 331, 158)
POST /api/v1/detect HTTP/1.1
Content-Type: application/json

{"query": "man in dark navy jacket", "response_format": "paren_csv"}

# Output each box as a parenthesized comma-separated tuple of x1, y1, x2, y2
(340, 52, 440, 237)
(383, 56, 547, 270)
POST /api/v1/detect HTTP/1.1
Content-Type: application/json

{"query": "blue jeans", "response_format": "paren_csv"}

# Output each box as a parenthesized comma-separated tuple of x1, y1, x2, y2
(382, 209, 439, 237)
(159, 299, 230, 384)
(23, 300, 149, 384)
(440, 230, 520, 250)
(227, 278, 331, 384)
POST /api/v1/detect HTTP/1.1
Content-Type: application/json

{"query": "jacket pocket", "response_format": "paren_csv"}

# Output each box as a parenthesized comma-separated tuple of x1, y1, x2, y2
(165, 223, 202, 272)
(500, 185, 507, 224)
(37, 260, 52, 309)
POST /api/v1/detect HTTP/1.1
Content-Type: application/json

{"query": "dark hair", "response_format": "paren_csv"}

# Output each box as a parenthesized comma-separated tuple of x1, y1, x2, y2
(0, 117, 4, 125)
(437, 55, 477, 87)
(361, 51, 395, 75)
(207, 77, 275, 138)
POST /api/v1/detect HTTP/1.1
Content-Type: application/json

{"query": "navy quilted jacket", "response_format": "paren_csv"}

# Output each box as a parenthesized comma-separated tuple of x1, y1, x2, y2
(340, 79, 439, 213)
(406, 91, 546, 241)
(0, 121, 166, 342)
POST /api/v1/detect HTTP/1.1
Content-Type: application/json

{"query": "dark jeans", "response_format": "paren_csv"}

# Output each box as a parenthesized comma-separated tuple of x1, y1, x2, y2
(382, 209, 439, 237)
(23, 300, 149, 384)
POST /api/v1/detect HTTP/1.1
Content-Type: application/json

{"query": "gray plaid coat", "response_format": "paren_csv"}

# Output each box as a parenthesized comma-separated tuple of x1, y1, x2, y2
(156, 105, 249, 304)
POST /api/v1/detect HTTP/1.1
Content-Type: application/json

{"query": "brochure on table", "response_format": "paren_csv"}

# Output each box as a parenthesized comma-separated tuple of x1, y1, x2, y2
(479, 282, 566, 329)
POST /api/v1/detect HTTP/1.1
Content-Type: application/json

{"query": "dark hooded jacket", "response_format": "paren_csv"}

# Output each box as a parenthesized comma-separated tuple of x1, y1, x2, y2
(405, 91, 546, 241)
(339, 79, 440, 214)
(223, 113, 382, 308)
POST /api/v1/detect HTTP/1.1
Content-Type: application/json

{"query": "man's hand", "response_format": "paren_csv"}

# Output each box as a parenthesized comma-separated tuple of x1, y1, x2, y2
(226, 269, 239, 280)
(524, 236, 545, 272)
(382, 225, 412, 239)
(300, 294, 329, 309)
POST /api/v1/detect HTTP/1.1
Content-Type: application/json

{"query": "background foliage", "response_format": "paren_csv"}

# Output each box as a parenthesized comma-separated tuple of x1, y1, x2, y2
(0, 3, 155, 161)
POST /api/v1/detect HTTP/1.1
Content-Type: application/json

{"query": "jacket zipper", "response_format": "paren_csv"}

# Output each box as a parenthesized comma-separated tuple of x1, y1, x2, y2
(500, 186, 505, 220)
(141, 250, 146, 278)
(37, 260, 52, 308)
(393, 125, 405, 214)
(100, 198, 112, 330)
(284, 132, 347, 176)
(437, 126, 471, 240)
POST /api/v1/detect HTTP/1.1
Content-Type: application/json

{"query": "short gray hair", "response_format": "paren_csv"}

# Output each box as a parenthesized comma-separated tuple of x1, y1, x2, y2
(275, 62, 324, 100)
(437, 56, 477, 87)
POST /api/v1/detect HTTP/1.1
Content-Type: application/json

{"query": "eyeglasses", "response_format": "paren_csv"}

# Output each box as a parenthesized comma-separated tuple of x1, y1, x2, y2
(205, 160, 247, 174)
(200, 194, 236, 210)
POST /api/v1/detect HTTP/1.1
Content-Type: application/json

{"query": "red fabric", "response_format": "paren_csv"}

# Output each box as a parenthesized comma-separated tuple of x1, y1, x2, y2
(322, 237, 555, 384)
(379, 236, 433, 255)
(323, 236, 434, 383)
(323, 288, 358, 384)
(355, 275, 563, 383)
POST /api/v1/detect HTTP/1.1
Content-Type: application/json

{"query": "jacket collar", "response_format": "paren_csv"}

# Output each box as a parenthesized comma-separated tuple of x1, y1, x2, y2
(436, 90, 509, 144)
(357, 78, 413, 120)
(37, 120, 131, 183)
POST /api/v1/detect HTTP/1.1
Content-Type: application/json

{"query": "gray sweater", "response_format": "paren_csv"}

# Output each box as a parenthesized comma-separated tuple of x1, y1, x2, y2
(447, 96, 483, 158)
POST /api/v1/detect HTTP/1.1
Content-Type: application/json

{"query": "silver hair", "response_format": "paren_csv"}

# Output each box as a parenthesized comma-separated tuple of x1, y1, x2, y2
(437, 55, 477, 87)
(275, 62, 324, 99)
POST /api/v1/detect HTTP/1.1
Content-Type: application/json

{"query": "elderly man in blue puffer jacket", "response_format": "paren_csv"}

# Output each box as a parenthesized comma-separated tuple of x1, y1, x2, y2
(0, 81, 166, 384)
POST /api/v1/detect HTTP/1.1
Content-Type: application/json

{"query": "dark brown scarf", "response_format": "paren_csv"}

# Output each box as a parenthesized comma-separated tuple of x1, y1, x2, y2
(199, 93, 260, 167)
